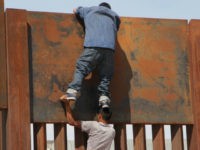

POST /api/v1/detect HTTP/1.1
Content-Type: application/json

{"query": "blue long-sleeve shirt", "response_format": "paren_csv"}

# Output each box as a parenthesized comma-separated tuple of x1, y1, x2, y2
(76, 6, 120, 50)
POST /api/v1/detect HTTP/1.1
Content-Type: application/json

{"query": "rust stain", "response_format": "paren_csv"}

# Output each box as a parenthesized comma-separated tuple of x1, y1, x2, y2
(48, 82, 64, 102)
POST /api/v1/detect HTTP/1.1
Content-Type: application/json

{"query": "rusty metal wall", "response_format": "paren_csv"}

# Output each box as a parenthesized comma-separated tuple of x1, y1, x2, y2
(113, 18, 192, 123)
(27, 11, 193, 123)
(187, 19, 200, 150)
(0, 0, 7, 109)
(0, 1, 7, 150)
(6, 9, 31, 150)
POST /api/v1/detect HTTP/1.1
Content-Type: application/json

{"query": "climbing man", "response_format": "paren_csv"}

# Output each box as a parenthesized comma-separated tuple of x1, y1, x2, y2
(62, 2, 120, 108)
(61, 95, 115, 150)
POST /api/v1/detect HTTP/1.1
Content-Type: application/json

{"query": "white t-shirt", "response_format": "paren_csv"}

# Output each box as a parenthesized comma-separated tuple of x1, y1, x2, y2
(81, 121, 115, 150)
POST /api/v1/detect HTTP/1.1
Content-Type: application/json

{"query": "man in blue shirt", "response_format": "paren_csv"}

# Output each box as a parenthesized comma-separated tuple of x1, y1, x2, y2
(62, 2, 120, 108)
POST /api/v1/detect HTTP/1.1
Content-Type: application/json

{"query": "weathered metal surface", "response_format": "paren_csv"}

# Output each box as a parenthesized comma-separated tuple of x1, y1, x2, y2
(0, 1, 7, 149)
(186, 125, 198, 150)
(27, 11, 192, 123)
(114, 124, 127, 150)
(152, 125, 165, 150)
(28, 12, 78, 122)
(34, 123, 47, 150)
(75, 128, 87, 150)
(0, 0, 7, 109)
(133, 124, 146, 150)
(187, 20, 200, 150)
(0, 110, 6, 150)
(54, 124, 67, 150)
(171, 125, 184, 150)
(6, 9, 31, 150)
(0, 0, 3, 11)
(119, 18, 192, 124)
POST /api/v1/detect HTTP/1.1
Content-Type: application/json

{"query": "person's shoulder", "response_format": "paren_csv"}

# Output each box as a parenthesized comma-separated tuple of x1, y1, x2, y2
(111, 126, 115, 132)
(107, 125, 115, 133)
(81, 121, 98, 127)
(87, 6, 99, 11)
(93, 6, 119, 16)
(110, 126, 115, 137)
(100, 6, 118, 15)
(98, 6, 112, 13)
(81, 120, 96, 124)
(111, 10, 120, 18)
(104, 125, 115, 138)
(107, 8, 120, 18)
(81, 121, 98, 131)
(78, 6, 97, 12)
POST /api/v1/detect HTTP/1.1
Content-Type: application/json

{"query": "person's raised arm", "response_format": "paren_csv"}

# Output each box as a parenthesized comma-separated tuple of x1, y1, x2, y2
(66, 101, 81, 127)
(73, 8, 77, 14)
(73, 7, 92, 19)
(60, 95, 81, 128)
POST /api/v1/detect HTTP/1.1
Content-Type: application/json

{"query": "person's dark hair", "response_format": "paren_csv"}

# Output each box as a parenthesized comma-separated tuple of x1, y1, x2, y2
(98, 107, 112, 121)
(99, 2, 111, 9)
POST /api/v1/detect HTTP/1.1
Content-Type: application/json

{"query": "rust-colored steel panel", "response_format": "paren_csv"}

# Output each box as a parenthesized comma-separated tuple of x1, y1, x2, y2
(187, 20, 200, 150)
(54, 124, 67, 150)
(119, 18, 192, 124)
(171, 125, 184, 150)
(34, 123, 47, 150)
(0, 0, 7, 109)
(114, 124, 127, 150)
(27, 11, 192, 123)
(152, 125, 165, 150)
(0, 0, 3, 12)
(133, 124, 146, 150)
(0, 0, 4, 12)
(6, 9, 31, 150)
(75, 128, 87, 150)
(0, 110, 6, 150)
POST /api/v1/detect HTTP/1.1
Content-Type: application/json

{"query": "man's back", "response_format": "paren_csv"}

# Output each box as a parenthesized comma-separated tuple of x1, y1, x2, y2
(76, 6, 120, 50)
(81, 121, 115, 150)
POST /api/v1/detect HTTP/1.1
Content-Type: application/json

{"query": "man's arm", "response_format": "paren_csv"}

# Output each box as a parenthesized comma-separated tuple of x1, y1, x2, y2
(73, 8, 77, 14)
(73, 6, 93, 19)
(65, 101, 81, 128)
(60, 95, 81, 128)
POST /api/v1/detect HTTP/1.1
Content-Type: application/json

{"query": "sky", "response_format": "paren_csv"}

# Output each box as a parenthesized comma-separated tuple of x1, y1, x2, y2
(4, 0, 200, 20)
(4, 0, 190, 147)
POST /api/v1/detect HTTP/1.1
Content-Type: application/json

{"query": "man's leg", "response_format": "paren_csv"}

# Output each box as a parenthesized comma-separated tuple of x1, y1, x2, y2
(67, 48, 101, 100)
(97, 49, 114, 108)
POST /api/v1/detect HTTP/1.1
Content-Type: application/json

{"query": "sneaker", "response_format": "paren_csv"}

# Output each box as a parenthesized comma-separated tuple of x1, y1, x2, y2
(66, 88, 80, 100)
(99, 95, 111, 108)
